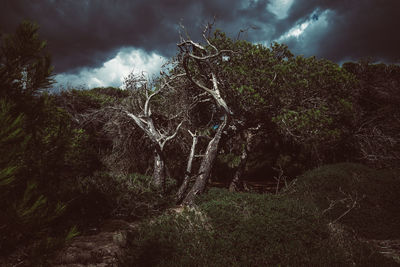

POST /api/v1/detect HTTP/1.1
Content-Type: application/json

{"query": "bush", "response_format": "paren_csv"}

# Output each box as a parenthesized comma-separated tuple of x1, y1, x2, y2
(0, 100, 64, 255)
(122, 188, 394, 266)
(294, 163, 400, 239)
(0, 22, 91, 262)
(121, 208, 213, 266)
(73, 172, 173, 222)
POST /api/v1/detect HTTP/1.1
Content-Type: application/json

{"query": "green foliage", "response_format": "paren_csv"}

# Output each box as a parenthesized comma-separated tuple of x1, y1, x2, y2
(21, 95, 100, 195)
(207, 31, 358, 173)
(0, 21, 53, 118)
(343, 61, 400, 168)
(0, 99, 66, 255)
(56, 87, 127, 113)
(121, 209, 213, 266)
(218, 152, 241, 169)
(0, 21, 102, 261)
(294, 163, 400, 239)
(212, 34, 291, 121)
(0, 100, 26, 186)
(55, 87, 134, 173)
(75, 172, 173, 221)
(272, 105, 341, 143)
(270, 57, 357, 163)
(0, 100, 28, 252)
(122, 188, 394, 266)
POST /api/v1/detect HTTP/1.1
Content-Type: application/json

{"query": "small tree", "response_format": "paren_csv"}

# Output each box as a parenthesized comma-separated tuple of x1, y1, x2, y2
(107, 73, 188, 191)
(0, 21, 53, 117)
(0, 22, 83, 257)
(0, 99, 66, 254)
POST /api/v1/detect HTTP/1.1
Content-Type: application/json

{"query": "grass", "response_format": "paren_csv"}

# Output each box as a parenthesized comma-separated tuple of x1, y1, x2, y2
(121, 184, 397, 266)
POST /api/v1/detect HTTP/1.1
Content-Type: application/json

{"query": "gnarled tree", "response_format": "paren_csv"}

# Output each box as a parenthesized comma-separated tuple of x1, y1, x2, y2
(121, 73, 186, 191)
(177, 24, 234, 204)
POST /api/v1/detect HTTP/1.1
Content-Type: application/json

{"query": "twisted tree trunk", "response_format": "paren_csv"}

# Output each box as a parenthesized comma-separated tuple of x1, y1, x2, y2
(229, 127, 258, 192)
(178, 24, 233, 204)
(182, 114, 228, 205)
(176, 131, 198, 203)
(152, 148, 166, 191)
(229, 143, 248, 192)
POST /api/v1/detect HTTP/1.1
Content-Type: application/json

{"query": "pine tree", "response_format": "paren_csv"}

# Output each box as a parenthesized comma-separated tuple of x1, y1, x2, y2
(0, 22, 66, 256)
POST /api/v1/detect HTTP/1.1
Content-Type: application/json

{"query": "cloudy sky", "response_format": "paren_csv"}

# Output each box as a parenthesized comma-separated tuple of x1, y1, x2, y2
(1, 0, 399, 88)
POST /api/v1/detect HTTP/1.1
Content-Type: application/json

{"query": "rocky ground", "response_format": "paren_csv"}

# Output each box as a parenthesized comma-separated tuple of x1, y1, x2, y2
(52, 220, 138, 267)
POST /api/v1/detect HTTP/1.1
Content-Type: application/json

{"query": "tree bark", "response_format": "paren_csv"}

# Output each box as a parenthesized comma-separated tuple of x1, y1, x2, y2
(229, 143, 248, 192)
(152, 148, 166, 191)
(176, 131, 198, 203)
(182, 115, 228, 205)
(229, 128, 258, 192)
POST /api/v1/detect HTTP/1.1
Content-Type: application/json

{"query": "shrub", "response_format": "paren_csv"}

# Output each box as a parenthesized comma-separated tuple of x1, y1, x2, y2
(294, 163, 400, 239)
(121, 208, 214, 266)
(74, 172, 173, 222)
(122, 188, 394, 266)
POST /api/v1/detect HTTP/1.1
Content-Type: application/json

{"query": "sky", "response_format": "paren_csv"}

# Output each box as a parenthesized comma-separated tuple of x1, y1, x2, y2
(1, 0, 399, 88)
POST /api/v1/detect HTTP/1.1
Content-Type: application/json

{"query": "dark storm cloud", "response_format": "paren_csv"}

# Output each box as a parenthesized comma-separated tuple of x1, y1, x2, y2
(0, 0, 280, 73)
(0, 0, 399, 76)
(281, 0, 400, 63)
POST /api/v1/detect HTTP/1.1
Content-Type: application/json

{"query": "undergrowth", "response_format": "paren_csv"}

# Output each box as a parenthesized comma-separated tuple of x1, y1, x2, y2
(121, 187, 396, 266)
(294, 163, 400, 239)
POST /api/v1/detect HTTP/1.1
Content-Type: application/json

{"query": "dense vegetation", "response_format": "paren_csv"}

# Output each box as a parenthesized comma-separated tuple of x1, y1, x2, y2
(1, 21, 399, 266)
(122, 186, 397, 266)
